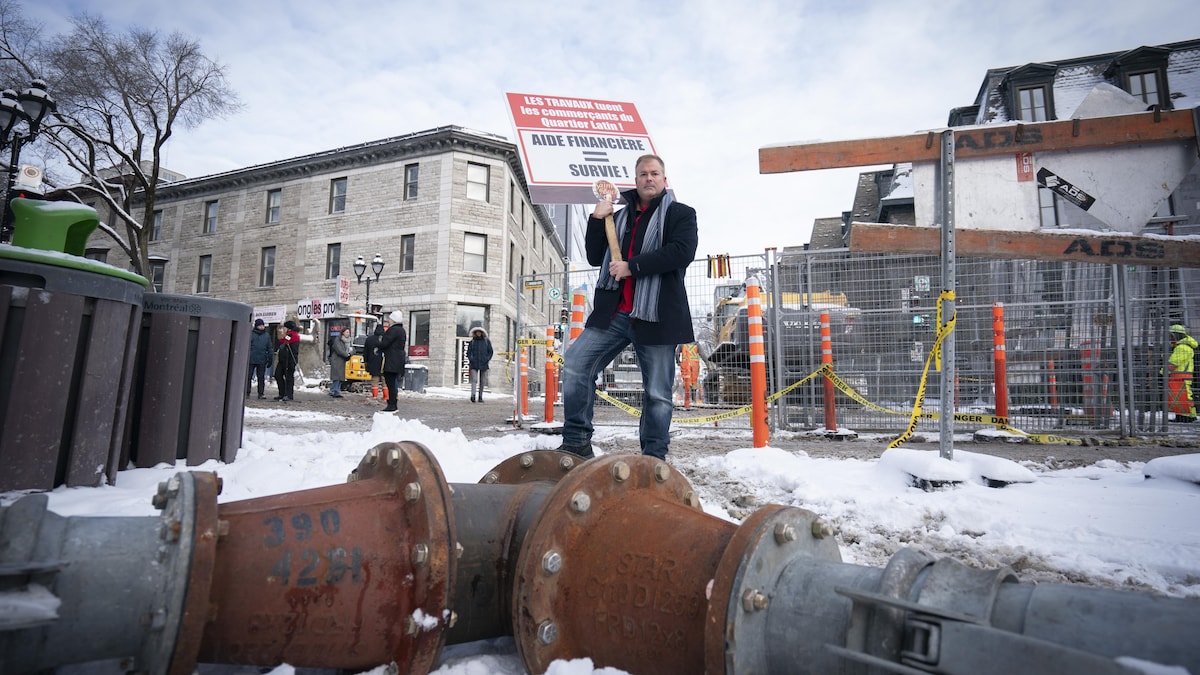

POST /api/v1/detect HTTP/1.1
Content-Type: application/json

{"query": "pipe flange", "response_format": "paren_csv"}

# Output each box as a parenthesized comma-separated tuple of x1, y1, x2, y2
(198, 441, 456, 673)
(478, 450, 581, 485)
(513, 455, 723, 674)
(705, 504, 842, 675)
(141, 470, 222, 675)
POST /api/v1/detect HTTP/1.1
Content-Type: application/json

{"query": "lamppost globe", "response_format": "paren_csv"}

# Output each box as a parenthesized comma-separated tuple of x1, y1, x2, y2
(0, 80, 55, 244)
(353, 254, 385, 316)
(16, 80, 55, 136)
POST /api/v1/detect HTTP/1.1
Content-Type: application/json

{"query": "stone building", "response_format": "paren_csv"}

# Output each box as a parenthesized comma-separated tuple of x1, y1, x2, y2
(84, 125, 565, 390)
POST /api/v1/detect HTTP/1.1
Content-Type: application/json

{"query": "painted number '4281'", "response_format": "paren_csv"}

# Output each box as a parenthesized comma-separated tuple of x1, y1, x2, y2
(261, 509, 365, 587)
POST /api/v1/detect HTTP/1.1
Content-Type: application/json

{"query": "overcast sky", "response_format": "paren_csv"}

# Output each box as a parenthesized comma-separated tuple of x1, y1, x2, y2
(26, 0, 1200, 257)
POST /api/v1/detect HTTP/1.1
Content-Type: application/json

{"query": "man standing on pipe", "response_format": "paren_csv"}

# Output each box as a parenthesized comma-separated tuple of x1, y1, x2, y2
(557, 154, 698, 460)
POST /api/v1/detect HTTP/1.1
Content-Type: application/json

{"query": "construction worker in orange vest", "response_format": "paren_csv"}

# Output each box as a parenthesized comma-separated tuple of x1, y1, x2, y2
(678, 342, 700, 410)
(1167, 323, 1196, 423)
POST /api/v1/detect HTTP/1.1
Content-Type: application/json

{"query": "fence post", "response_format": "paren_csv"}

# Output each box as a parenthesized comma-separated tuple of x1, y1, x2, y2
(520, 347, 529, 417)
(545, 327, 555, 423)
(747, 277, 769, 447)
(569, 290, 586, 348)
(821, 311, 837, 433)
(992, 302, 1008, 422)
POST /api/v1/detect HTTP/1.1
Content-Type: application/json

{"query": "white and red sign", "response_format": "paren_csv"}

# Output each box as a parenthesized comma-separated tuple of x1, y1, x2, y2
(505, 92, 656, 205)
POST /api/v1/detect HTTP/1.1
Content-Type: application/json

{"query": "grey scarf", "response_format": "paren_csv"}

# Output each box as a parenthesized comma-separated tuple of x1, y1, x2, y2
(596, 190, 673, 322)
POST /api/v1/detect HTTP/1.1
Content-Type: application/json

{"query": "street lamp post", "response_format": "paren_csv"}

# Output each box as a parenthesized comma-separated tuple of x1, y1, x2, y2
(353, 254, 385, 316)
(0, 79, 56, 243)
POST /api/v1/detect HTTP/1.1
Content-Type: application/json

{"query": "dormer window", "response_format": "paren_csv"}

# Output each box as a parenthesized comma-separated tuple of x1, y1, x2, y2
(1000, 63, 1058, 121)
(1105, 46, 1171, 109)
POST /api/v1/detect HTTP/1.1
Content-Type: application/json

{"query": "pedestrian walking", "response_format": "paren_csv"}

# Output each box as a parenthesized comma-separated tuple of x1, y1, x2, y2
(327, 328, 351, 398)
(274, 320, 300, 402)
(379, 311, 408, 412)
(557, 154, 698, 460)
(466, 327, 494, 402)
(247, 319, 272, 400)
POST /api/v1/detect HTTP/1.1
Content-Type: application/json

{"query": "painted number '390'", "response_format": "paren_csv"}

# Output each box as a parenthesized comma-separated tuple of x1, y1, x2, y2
(261, 509, 364, 587)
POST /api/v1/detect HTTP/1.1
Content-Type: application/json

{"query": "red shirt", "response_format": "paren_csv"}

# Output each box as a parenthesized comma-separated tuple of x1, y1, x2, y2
(617, 205, 649, 312)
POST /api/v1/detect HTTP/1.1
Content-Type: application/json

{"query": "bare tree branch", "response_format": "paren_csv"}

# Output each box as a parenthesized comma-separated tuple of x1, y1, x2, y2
(0, 2, 241, 276)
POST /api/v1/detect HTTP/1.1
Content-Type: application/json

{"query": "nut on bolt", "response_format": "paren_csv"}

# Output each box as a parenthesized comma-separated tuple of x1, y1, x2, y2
(774, 522, 797, 544)
(537, 619, 558, 645)
(387, 448, 403, 467)
(404, 482, 422, 502)
(654, 463, 671, 483)
(611, 461, 631, 483)
(811, 519, 834, 539)
(569, 491, 591, 513)
(741, 589, 770, 612)
(482, 471, 500, 484)
(412, 543, 429, 565)
(542, 550, 563, 574)
(520, 453, 535, 468)
(559, 456, 575, 471)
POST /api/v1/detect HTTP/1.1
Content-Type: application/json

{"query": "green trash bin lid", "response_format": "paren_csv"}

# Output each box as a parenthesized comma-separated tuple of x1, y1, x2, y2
(2, 198, 149, 286)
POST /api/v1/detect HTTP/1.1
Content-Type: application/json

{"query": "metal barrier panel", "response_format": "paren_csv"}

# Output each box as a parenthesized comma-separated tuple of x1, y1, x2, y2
(520, 249, 1195, 439)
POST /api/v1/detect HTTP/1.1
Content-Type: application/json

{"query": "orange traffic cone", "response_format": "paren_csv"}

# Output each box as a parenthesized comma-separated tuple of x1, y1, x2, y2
(382, 385, 389, 402)
(371, 384, 379, 399)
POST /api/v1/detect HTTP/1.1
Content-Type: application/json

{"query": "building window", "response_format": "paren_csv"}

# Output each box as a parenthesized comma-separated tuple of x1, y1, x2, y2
(150, 209, 163, 241)
(400, 234, 415, 272)
(509, 180, 516, 215)
(1127, 71, 1160, 106)
(1105, 46, 1170, 110)
(197, 255, 212, 293)
(1000, 63, 1056, 122)
(467, 163, 489, 202)
(464, 232, 487, 272)
(84, 248, 108, 263)
(404, 164, 419, 200)
(409, 309, 430, 357)
(508, 241, 515, 285)
(326, 243, 341, 279)
(203, 201, 218, 234)
(149, 260, 166, 293)
(259, 247, 276, 287)
(1037, 187, 1059, 228)
(266, 189, 282, 224)
(330, 177, 347, 214)
(1017, 86, 1048, 121)
(456, 305, 487, 338)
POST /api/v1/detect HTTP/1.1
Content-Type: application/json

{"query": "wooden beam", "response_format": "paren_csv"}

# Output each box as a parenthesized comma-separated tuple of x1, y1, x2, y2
(760, 109, 1199, 173)
(847, 222, 1200, 268)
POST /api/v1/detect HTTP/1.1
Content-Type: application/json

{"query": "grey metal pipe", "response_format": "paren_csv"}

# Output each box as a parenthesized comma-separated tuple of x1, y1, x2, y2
(711, 506, 1200, 674)
(0, 472, 219, 674)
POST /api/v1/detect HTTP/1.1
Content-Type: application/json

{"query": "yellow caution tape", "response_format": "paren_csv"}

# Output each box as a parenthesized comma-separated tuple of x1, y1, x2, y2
(546, 346, 1082, 444)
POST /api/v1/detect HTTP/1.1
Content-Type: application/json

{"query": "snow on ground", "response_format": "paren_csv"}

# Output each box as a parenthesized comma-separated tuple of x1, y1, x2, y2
(5, 386, 1200, 675)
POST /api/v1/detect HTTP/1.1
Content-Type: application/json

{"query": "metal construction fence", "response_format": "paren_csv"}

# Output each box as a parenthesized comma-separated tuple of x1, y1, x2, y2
(516, 248, 1198, 439)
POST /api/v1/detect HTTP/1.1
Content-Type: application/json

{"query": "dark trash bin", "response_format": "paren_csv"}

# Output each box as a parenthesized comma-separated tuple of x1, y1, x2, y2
(403, 364, 428, 394)
(0, 201, 148, 491)
(127, 294, 252, 468)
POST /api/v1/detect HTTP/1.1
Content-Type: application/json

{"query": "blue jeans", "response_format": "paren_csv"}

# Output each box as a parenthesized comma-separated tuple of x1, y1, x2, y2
(330, 378, 342, 395)
(562, 312, 677, 459)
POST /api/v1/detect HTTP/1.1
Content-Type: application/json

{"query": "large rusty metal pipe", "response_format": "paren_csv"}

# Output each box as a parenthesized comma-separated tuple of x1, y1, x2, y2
(446, 450, 581, 645)
(512, 454, 738, 675)
(196, 441, 457, 673)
